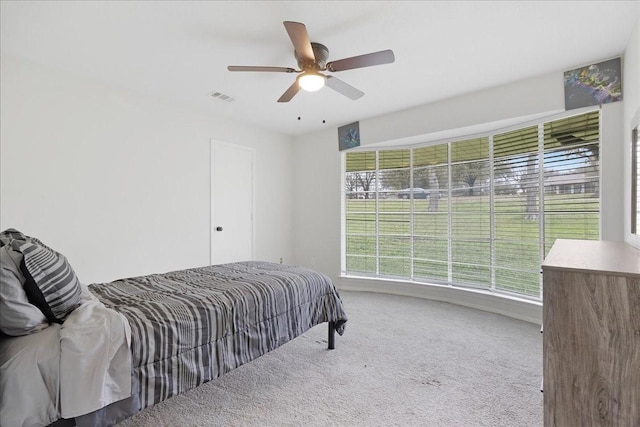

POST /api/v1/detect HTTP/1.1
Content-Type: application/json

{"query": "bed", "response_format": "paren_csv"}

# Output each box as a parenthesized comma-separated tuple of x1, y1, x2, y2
(0, 229, 347, 427)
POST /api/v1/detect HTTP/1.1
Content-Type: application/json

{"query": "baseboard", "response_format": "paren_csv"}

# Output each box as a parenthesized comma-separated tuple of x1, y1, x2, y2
(336, 276, 542, 325)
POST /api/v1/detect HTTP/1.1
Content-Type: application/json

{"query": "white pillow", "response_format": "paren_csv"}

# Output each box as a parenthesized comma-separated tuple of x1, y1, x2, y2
(0, 245, 49, 336)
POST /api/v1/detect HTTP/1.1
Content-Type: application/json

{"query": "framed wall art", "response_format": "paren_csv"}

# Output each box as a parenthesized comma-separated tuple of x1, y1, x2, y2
(338, 121, 360, 151)
(564, 57, 622, 110)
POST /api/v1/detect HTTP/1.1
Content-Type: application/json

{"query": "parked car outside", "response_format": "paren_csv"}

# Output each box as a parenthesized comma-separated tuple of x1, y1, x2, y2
(397, 188, 429, 199)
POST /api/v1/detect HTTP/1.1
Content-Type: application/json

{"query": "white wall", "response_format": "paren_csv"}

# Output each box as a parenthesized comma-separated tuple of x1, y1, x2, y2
(293, 56, 634, 324)
(0, 54, 295, 284)
(624, 9, 640, 249)
(359, 72, 564, 146)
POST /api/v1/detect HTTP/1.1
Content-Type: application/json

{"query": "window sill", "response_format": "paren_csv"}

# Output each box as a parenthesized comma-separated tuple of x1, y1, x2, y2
(336, 274, 542, 325)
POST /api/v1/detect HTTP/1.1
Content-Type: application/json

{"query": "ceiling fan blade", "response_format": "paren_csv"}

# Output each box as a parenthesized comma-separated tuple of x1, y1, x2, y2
(326, 49, 395, 72)
(277, 81, 301, 103)
(228, 66, 297, 73)
(283, 21, 315, 62)
(325, 76, 364, 100)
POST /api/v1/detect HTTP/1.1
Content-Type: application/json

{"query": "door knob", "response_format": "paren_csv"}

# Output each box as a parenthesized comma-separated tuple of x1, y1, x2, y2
(216, 226, 223, 231)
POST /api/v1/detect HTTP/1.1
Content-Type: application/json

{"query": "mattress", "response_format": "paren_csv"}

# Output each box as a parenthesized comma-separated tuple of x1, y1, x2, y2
(89, 261, 348, 411)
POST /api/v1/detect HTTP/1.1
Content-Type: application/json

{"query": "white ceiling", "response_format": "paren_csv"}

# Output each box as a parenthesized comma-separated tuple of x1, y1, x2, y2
(1, 1, 638, 137)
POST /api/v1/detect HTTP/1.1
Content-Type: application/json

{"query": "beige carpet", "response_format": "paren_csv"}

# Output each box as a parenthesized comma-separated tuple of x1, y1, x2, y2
(118, 290, 543, 426)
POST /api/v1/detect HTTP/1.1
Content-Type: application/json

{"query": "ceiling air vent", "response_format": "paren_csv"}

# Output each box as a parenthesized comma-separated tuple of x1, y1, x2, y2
(209, 91, 235, 103)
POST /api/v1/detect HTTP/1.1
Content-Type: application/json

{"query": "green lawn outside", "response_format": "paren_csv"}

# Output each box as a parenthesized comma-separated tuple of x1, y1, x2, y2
(345, 193, 599, 298)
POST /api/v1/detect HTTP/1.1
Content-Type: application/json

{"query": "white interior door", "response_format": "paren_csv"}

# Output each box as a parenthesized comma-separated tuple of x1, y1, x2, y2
(210, 141, 254, 264)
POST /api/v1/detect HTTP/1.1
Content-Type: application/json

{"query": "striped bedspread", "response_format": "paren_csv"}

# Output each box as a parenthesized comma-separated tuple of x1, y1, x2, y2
(89, 261, 347, 410)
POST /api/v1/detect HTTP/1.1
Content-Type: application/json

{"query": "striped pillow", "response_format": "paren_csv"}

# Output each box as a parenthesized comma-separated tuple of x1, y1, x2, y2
(18, 238, 83, 324)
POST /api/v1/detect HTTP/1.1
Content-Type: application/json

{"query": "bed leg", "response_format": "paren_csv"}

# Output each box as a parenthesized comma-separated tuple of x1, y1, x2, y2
(328, 321, 336, 350)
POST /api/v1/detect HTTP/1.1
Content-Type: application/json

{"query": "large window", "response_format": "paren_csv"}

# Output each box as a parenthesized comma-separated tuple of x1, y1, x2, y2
(343, 110, 600, 300)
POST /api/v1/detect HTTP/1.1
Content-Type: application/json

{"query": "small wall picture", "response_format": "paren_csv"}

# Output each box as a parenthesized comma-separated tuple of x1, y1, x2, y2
(564, 57, 622, 110)
(338, 121, 360, 151)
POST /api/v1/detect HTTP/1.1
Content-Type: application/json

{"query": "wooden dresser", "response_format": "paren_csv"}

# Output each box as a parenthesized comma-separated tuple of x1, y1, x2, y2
(542, 239, 640, 426)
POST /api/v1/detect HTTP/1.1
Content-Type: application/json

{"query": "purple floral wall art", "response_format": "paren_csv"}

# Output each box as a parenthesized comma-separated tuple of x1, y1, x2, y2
(564, 57, 622, 110)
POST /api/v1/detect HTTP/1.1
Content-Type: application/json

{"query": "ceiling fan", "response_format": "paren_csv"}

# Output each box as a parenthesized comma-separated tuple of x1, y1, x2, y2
(227, 21, 395, 103)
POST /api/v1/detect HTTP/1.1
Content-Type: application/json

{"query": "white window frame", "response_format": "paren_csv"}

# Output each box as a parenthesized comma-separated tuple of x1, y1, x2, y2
(342, 109, 601, 301)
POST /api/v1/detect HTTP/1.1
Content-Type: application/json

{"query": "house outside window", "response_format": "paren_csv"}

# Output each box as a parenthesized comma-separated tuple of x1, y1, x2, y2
(343, 110, 600, 300)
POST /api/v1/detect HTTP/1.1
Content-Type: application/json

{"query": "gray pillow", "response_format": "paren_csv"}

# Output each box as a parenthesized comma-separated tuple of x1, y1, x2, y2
(17, 238, 83, 324)
(0, 245, 49, 336)
(0, 228, 27, 247)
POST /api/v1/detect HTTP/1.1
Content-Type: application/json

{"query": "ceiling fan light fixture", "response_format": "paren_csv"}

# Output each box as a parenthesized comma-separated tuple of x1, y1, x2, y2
(227, 21, 395, 102)
(298, 72, 325, 92)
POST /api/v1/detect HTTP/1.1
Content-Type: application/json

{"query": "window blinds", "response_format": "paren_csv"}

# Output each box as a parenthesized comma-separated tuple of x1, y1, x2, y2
(343, 110, 600, 299)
